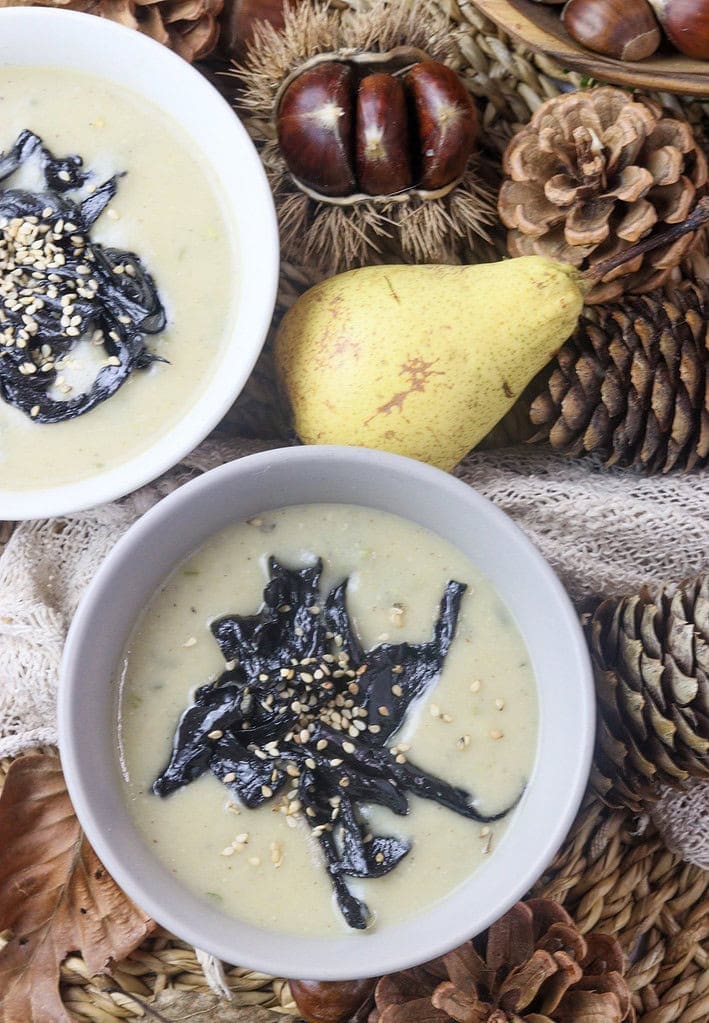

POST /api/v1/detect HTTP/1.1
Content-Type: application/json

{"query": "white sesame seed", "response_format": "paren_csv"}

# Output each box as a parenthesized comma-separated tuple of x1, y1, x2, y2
(490, 729, 504, 740)
(223, 772, 237, 783)
(471, 680, 482, 693)
(495, 698, 505, 710)
(183, 636, 197, 647)
(207, 730, 224, 740)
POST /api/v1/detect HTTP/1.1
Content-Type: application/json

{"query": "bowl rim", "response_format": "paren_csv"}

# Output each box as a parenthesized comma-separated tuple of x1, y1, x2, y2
(59, 445, 595, 980)
(0, 8, 279, 520)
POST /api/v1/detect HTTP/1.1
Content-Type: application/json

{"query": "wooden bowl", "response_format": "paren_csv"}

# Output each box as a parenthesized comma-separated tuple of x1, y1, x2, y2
(472, 0, 709, 96)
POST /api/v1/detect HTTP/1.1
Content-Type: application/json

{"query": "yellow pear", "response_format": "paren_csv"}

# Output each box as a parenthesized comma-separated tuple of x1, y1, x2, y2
(274, 200, 709, 471)
(275, 257, 585, 471)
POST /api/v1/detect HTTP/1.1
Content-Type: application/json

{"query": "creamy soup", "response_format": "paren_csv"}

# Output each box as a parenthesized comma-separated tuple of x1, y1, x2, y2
(118, 505, 538, 936)
(0, 66, 236, 491)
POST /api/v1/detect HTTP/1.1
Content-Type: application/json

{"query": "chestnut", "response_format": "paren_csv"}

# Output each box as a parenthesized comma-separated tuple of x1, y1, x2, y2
(290, 977, 378, 1023)
(562, 0, 662, 61)
(405, 61, 478, 191)
(356, 73, 413, 196)
(277, 62, 357, 196)
(648, 0, 709, 59)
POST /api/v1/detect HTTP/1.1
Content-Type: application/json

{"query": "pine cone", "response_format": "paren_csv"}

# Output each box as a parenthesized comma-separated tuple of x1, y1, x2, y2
(525, 281, 708, 474)
(498, 88, 708, 304)
(44, 0, 223, 62)
(588, 576, 709, 812)
(369, 899, 634, 1023)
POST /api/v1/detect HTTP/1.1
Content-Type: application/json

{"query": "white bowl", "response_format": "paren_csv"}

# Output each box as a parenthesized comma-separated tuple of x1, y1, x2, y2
(0, 8, 278, 520)
(59, 446, 595, 980)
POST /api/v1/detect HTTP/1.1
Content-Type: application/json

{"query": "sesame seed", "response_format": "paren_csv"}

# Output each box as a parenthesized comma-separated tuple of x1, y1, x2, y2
(30, 405, 39, 418)
(106, 208, 120, 220)
(260, 785, 273, 798)
(342, 741, 355, 754)
(391, 684, 403, 697)
(305, 757, 317, 769)
(392, 664, 403, 674)
(395, 754, 407, 764)
(308, 605, 321, 615)
(207, 730, 224, 740)
(316, 739, 328, 751)
(221, 846, 235, 857)
(430, 704, 440, 718)
(330, 758, 343, 767)
(490, 729, 504, 740)
(457, 735, 471, 750)
(375, 852, 385, 863)
(471, 680, 481, 693)
(339, 777, 350, 787)
(441, 713, 453, 724)
(235, 832, 249, 844)
(223, 772, 237, 783)
(248, 857, 261, 867)
(378, 706, 390, 717)
(369, 724, 381, 734)
(183, 636, 197, 647)
(495, 698, 505, 710)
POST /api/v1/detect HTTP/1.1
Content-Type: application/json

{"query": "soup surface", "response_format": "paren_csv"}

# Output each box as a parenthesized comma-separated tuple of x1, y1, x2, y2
(0, 66, 236, 490)
(118, 504, 538, 936)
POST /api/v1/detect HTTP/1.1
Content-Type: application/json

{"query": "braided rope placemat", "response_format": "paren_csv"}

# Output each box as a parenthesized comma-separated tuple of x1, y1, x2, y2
(1, 2, 707, 1021)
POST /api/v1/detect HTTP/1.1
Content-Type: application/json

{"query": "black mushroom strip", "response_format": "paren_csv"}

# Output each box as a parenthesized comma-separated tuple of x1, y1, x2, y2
(0, 130, 165, 423)
(154, 559, 521, 929)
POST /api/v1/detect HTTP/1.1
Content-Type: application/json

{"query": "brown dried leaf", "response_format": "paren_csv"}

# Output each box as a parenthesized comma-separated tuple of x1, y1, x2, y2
(147, 989, 283, 1020)
(0, 754, 155, 1023)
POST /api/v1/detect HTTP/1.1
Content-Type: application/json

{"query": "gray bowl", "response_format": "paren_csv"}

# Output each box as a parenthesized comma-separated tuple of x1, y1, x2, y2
(59, 446, 594, 980)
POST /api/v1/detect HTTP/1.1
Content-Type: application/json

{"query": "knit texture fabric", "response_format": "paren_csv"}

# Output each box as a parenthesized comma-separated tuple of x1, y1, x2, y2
(1, 439, 707, 865)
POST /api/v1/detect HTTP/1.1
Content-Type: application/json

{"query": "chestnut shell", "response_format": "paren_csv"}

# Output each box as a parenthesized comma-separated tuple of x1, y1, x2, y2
(356, 73, 413, 196)
(277, 61, 357, 197)
(406, 61, 479, 192)
(290, 978, 378, 1023)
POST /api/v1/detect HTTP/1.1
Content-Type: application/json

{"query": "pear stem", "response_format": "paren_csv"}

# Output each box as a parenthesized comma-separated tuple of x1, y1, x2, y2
(579, 196, 709, 290)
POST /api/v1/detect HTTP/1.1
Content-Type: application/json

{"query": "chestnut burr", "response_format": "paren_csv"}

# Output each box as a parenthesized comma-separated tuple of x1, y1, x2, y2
(356, 73, 413, 195)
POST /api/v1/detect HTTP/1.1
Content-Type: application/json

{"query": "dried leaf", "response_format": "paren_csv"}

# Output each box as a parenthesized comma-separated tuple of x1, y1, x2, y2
(146, 989, 283, 1021)
(0, 754, 155, 1023)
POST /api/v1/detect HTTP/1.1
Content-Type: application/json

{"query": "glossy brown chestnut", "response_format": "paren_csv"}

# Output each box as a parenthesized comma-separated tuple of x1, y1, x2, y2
(356, 73, 413, 196)
(405, 61, 478, 191)
(277, 62, 357, 196)
(563, 0, 662, 60)
(290, 978, 378, 1023)
(649, 0, 709, 58)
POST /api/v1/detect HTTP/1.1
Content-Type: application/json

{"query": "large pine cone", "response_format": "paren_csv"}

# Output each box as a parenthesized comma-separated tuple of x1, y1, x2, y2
(526, 281, 708, 474)
(588, 576, 709, 812)
(498, 88, 708, 304)
(369, 899, 634, 1023)
(42, 0, 223, 61)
